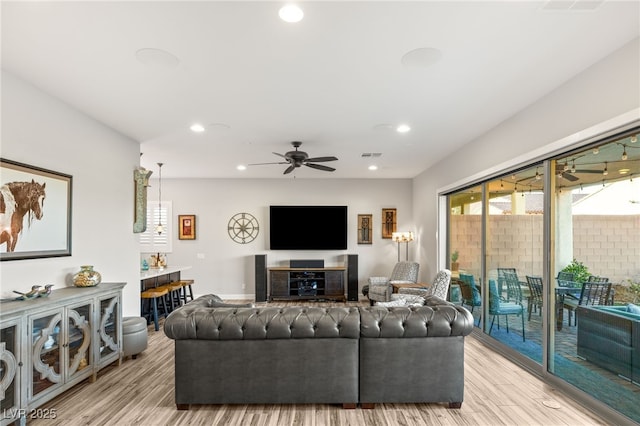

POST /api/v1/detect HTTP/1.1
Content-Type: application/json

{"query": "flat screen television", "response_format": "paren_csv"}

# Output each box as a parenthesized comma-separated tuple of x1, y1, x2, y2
(270, 205, 347, 250)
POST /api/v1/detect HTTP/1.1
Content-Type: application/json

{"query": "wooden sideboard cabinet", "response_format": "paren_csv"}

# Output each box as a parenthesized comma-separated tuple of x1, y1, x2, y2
(0, 283, 125, 426)
(269, 267, 346, 302)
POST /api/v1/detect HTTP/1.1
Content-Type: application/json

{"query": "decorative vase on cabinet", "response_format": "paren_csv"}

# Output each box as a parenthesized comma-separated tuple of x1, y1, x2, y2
(73, 265, 102, 287)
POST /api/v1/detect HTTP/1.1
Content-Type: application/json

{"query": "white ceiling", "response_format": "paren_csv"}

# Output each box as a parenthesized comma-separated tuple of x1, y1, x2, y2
(2, 1, 639, 179)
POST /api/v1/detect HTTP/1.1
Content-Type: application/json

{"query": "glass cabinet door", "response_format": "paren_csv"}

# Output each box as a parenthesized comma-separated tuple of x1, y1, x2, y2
(1, 321, 20, 420)
(98, 296, 119, 362)
(30, 312, 62, 399)
(67, 303, 92, 380)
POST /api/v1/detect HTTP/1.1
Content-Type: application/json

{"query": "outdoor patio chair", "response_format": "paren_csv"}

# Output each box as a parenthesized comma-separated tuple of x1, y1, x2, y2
(459, 273, 482, 325)
(503, 270, 525, 305)
(586, 275, 614, 304)
(489, 276, 525, 341)
(497, 267, 518, 296)
(563, 281, 612, 326)
(556, 271, 576, 287)
(525, 276, 544, 321)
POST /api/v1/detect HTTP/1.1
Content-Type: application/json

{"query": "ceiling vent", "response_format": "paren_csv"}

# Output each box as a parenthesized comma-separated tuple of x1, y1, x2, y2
(361, 153, 382, 158)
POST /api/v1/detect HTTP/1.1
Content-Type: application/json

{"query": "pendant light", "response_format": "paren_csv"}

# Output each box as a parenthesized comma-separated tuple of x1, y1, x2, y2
(155, 162, 164, 234)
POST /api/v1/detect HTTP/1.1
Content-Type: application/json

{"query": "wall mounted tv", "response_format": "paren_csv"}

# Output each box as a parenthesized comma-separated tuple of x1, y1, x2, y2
(270, 205, 347, 250)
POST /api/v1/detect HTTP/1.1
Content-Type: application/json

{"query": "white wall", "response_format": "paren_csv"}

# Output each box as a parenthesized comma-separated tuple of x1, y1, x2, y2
(3, 35, 637, 309)
(1, 70, 413, 307)
(1, 71, 142, 315)
(413, 38, 640, 279)
(151, 178, 413, 298)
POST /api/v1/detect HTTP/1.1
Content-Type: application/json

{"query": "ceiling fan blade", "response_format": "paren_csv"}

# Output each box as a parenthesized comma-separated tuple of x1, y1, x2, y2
(273, 152, 287, 159)
(247, 161, 288, 166)
(283, 165, 296, 174)
(555, 164, 602, 175)
(305, 163, 335, 172)
(561, 172, 579, 182)
(573, 169, 605, 174)
(306, 156, 338, 162)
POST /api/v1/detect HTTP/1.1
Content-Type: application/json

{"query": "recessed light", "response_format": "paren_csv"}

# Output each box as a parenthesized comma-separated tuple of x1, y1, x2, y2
(210, 123, 231, 130)
(396, 124, 411, 133)
(237, 165, 247, 171)
(368, 165, 378, 171)
(372, 124, 393, 131)
(190, 124, 205, 133)
(135, 48, 180, 69)
(401, 47, 443, 68)
(279, 4, 304, 23)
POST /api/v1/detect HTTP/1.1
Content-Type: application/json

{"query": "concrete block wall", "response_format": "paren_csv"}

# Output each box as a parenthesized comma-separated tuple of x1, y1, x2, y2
(451, 215, 639, 283)
(573, 216, 640, 282)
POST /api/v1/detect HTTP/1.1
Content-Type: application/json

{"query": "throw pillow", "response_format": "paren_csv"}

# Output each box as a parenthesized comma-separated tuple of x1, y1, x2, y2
(376, 299, 409, 307)
(397, 287, 429, 298)
(627, 303, 640, 314)
(383, 294, 426, 307)
(393, 294, 425, 304)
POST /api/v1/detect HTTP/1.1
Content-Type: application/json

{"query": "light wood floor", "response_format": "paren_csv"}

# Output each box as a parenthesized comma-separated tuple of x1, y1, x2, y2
(31, 304, 608, 426)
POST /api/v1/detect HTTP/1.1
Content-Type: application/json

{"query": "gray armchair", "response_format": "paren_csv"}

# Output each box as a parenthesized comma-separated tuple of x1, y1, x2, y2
(365, 261, 420, 305)
(388, 269, 451, 305)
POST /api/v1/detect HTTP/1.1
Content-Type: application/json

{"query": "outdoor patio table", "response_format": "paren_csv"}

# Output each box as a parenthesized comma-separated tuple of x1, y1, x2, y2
(555, 286, 581, 331)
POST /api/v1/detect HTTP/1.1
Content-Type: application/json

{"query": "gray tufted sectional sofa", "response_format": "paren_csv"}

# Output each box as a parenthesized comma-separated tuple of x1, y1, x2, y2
(164, 294, 474, 410)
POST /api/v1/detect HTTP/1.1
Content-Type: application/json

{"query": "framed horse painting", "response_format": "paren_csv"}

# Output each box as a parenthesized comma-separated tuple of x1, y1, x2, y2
(1, 159, 72, 261)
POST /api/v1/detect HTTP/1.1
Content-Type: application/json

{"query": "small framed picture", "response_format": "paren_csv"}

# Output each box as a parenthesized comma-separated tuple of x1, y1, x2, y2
(382, 208, 397, 239)
(357, 214, 373, 244)
(178, 215, 196, 240)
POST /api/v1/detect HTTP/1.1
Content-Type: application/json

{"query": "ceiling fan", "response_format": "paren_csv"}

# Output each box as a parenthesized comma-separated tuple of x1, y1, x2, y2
(249, 141, 338, 174)
(515, 163, 606, 186)
(554, 162, 606, 182)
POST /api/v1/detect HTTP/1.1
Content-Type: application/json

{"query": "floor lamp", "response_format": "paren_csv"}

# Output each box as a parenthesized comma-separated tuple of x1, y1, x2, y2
(392, 231, 414, 261)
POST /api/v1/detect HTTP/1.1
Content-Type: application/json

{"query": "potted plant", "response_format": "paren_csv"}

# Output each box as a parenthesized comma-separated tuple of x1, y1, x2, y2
(451, 250, 459, 272)
(561, 258, 590, 283)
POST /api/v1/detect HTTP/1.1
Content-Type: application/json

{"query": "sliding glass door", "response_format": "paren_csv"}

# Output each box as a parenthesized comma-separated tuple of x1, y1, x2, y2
(484, 166, 544, 362)
(444, 129, 640, 422)
(449, 185, 483, 327)
(549, 136, 640, 421)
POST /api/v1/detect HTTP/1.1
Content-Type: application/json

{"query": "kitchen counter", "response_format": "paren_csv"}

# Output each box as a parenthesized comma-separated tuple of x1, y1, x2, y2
(140, 265, 192, 280)
(140, 266, 193, 292)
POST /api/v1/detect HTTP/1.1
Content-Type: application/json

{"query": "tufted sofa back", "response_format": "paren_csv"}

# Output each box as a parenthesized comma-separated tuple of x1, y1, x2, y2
(360, 304, 474, 338)
(165, 294, 473, 341)
(164, 295, 360, 340)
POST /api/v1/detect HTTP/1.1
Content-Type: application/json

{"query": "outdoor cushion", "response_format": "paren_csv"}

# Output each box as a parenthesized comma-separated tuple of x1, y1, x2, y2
(627, 303, 640, 314)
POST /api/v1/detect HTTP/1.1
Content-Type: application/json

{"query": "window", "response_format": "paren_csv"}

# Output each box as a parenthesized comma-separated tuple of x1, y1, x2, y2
(140, 201, 172, 253)
(443, 128, 640, 422)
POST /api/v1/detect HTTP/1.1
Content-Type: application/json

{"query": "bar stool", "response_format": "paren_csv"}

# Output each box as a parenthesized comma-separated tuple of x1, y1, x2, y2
(156, 281, 184, 312)
(140, 287, 169, 331)
(179, 279, 195, 303)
